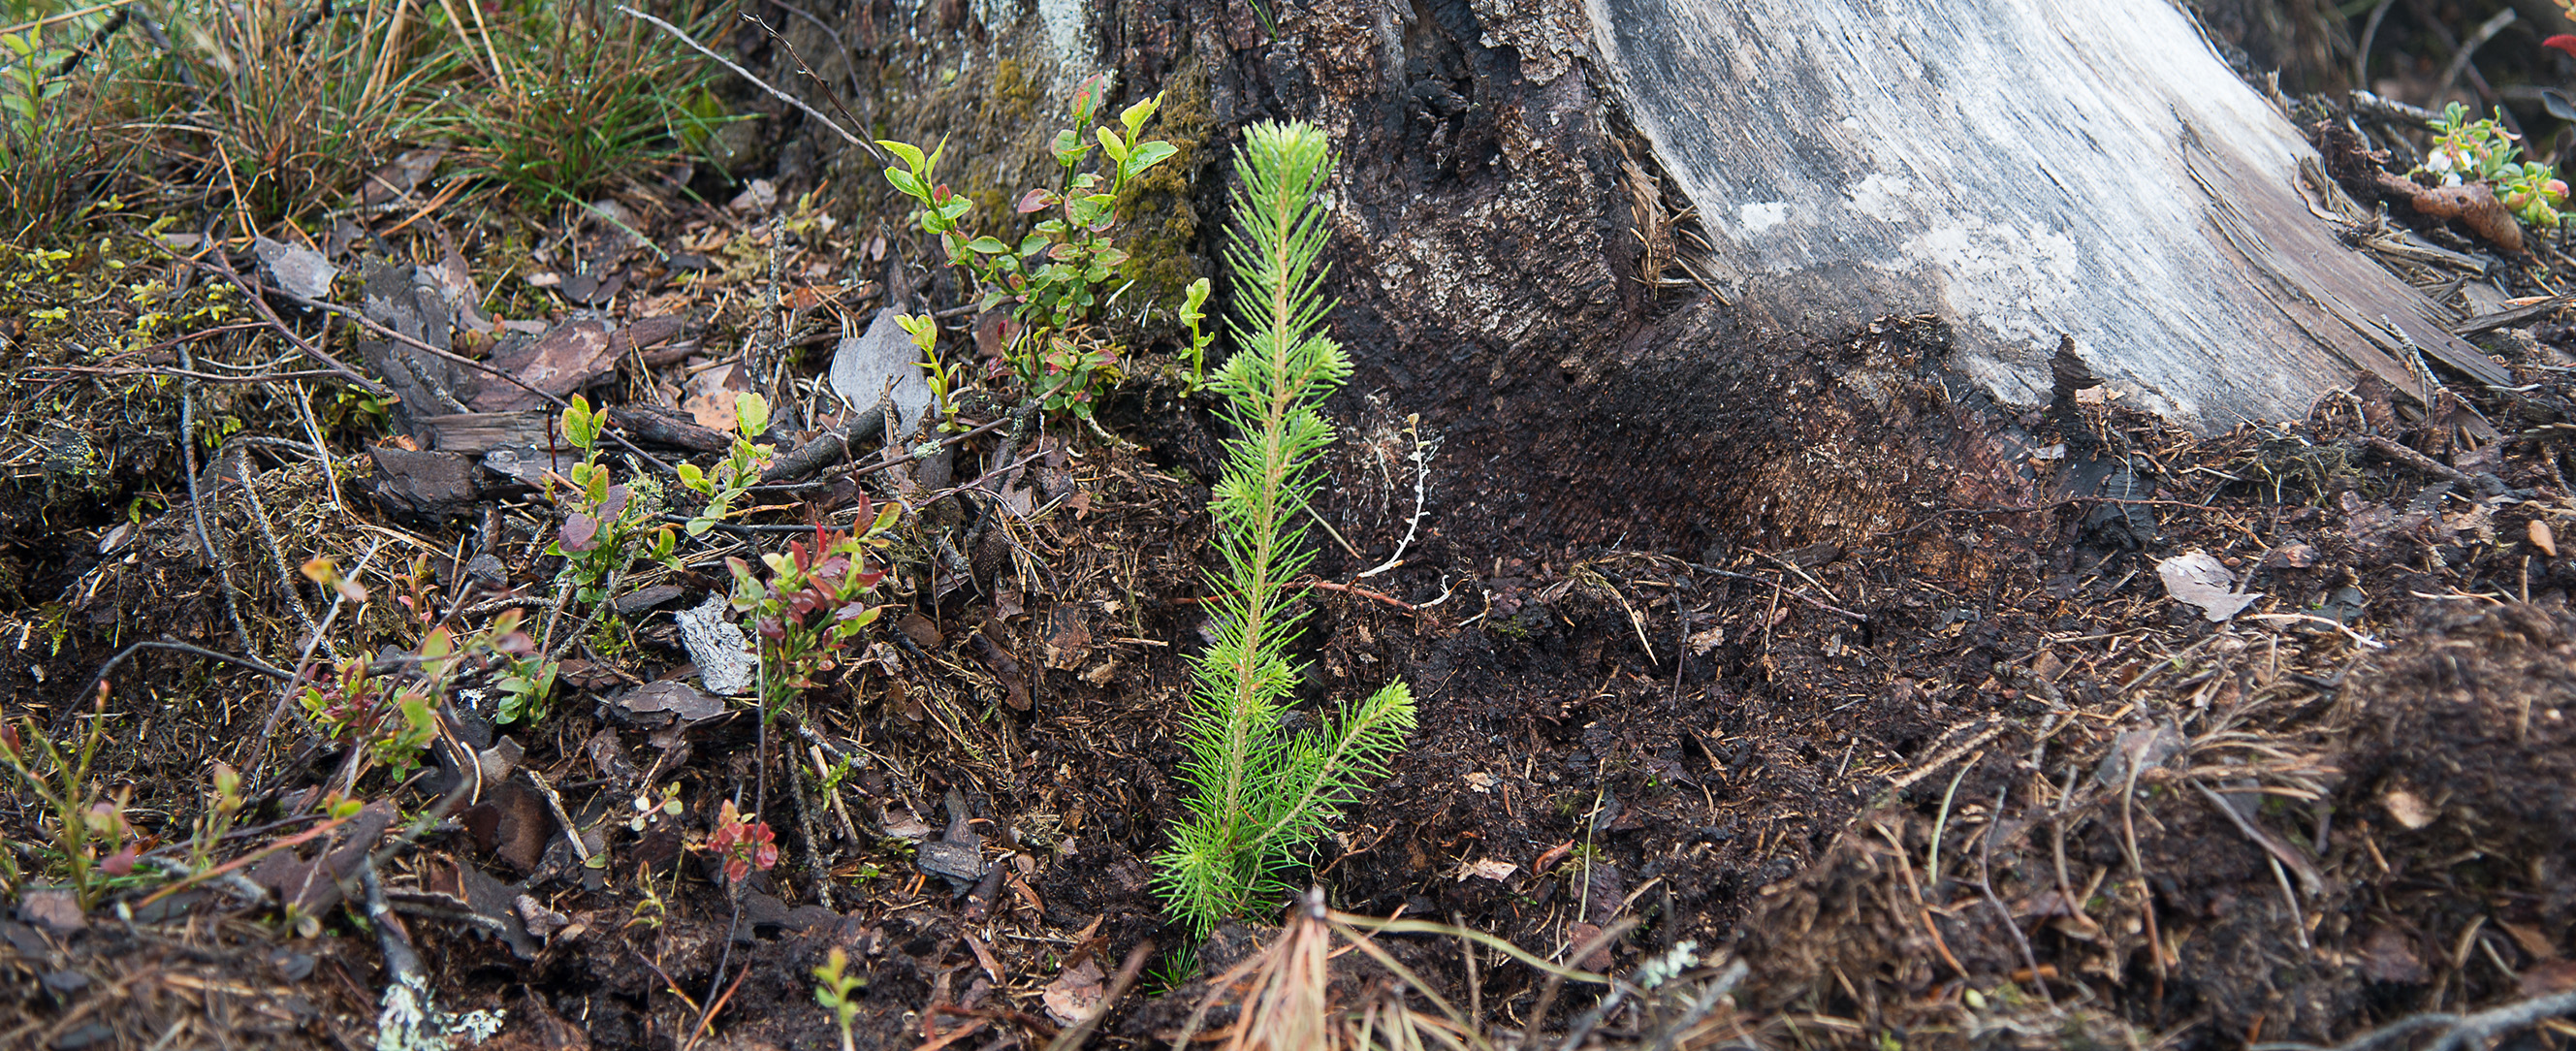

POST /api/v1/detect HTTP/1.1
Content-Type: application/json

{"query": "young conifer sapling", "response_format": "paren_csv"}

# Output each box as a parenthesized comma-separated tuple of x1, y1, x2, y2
(1153, 121, 1417, 936)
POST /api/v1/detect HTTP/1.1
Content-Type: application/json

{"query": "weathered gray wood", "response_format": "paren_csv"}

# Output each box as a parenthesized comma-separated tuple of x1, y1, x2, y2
(1586, 0, 2506, 430)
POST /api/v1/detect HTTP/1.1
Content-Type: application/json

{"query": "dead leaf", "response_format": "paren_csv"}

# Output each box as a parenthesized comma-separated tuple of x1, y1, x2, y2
(1040, 955, 1107, 1026)
(728, 178, 778, 212)
(2501, 920, 2560, 961)
(2361, 927, 2428, 984)
(253, 237, 340, 301)
(2524, 959, 2576, 998)
(2158, 551, 2261, 621)
(614, 681, 726, 726)
(2533, 519, 2560, 557)
(880, 807, 935, 841)
(2264, 543, 2318, 568)
(357, 147, 446, 207)
(681, 362, 744, 430)
(1457, 858, 1519, 882)
(1042, 605, 1092, 670)
(16, 887, 83, 936)
(899, 611, 944, 648)
(1687, 625, 1726, 654)
(783, 284, 844, 312)
(2383, 788, 2436, 830)
(828, 309, 936, 435)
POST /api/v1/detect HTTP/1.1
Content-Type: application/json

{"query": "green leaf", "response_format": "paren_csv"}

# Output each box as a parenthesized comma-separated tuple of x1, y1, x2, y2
(878, 140, 927, 173)
(1127, 141, 1180, 179)
(966, 236, 1011, 254)
(1096, 126, 1129, 164)
(1120, 93, 1161, 141)
(735, 392, 771, 439)
(1183, 277, 1211, 325)
(884, 167, 926, 202)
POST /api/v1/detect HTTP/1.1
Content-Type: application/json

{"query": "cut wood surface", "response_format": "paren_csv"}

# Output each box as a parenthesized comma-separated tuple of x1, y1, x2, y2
(1586, 0, 2508, 430)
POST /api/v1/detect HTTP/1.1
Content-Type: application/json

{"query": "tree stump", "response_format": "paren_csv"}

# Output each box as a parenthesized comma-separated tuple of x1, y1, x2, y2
(747, 0, 2490, 557)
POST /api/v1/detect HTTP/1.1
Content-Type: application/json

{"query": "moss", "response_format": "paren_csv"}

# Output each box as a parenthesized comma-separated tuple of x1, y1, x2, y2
(1115, 58, 1217, 341)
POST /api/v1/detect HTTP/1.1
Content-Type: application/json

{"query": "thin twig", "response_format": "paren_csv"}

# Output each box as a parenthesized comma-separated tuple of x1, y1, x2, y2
(78, 639, 293, 709)
(1977, 784, 2054, 1007)
(175, 341, 256, 676)
(1043, 942, 1153, 1051)
(198, 245, 389, 397)
(613, 4, 888, 165)
(236, 446, 330, 660)
(2249, 987, 2576, 1051)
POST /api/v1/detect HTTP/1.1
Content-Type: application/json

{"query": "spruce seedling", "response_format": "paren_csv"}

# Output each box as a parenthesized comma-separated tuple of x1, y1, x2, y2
(1152, 121, 1417, 937)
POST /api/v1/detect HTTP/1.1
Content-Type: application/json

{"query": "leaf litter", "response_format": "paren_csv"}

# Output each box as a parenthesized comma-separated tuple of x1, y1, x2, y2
(6, 99, 2576, 1051)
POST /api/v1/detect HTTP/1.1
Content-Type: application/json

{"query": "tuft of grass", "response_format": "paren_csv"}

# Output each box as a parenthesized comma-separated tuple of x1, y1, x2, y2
(0, 0, 740, 237)
(166, 0, 458, 228)
(1151, 121, 1416, 937)
(443, 0, 737, 204)
(0, 0, 149, 239)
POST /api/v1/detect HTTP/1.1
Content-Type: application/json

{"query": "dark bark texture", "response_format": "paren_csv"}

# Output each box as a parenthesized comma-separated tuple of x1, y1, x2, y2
(730, 0, 2460, 565)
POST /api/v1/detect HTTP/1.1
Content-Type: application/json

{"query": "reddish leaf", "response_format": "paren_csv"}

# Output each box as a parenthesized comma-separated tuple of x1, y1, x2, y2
(559, 512, 601, 553)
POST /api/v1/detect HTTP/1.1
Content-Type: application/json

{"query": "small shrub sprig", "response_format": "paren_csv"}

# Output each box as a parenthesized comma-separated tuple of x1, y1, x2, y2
(1152, 121, 1417, 936)
(726, 504, 900, 715)
(877, 75, 1180, 422)
(2413, 103, 2569, 231)
(813, 947, 867, 1051)
(0, 686, 142, 908)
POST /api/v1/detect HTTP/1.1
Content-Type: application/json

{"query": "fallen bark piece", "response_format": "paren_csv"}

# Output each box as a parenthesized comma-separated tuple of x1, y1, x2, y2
(676, 594, 757, 696)
(609, 680, 727, 728)
(605, 404, 729, 453)
(366, 447, 480, 519)
(415, 411, 553, 456)
(471, 318, 617, 412)
(828, 309, 936, 437)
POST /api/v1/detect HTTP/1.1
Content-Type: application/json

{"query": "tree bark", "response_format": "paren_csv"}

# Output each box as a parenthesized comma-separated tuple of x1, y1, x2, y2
(741, 0, 2486, 559)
